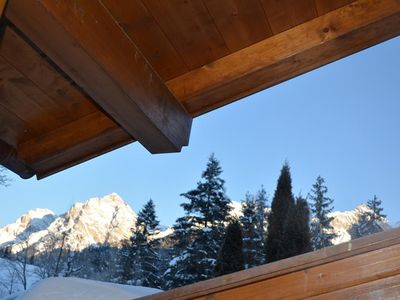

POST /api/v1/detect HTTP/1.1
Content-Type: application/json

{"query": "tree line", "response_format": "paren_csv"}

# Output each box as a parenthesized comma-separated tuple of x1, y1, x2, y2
(118, 154, 386, 290)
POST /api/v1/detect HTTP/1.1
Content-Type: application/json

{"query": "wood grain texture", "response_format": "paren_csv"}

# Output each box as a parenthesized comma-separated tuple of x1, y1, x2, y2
(0, 25, 98, 122)
(167, 0, 400, 116)
(307, 274, 400, 300)
(142, 0, 230, 70)
(315, 0, 355, 16)
(203, 0, 272, 52)
(100, 0, 188, 81)
(261, 0, 317, 34)
(0, 139, 35, 179)
(6, 0, 192, 154)
(32, 127, 133, 179)
(141, 228, 400, 300)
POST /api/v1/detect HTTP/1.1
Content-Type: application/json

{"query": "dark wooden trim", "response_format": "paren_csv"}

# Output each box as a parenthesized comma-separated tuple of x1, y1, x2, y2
(5, 0, 192, 153)
(0, 139, 35, 179)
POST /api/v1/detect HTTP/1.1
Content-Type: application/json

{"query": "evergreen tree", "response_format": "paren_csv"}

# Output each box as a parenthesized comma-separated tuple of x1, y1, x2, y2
(166, 154, 231, 288)
(309, 176, 336, 250)
(354, 196, 386, 238)
(285, 196, 312, 257)
(240, 193, 258, 268)
(265, 163, 295, 263)
(215, 220, 244, 276)
(118, 199, 162, 289)
(254, 186, 268, 265)
(367, 195, 386, 221)
(0, 166, 10, 187)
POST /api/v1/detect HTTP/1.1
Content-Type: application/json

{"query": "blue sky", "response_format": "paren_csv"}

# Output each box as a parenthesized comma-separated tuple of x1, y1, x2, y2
(1, 36, 399, 227)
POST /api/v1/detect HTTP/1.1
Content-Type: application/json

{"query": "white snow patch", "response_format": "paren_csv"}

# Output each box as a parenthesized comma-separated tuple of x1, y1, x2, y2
(12, 277, 161, 300)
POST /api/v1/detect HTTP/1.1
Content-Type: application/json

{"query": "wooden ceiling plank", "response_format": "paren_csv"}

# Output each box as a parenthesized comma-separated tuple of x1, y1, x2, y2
(203, 0, 273, 52)
(142, 0, 230, 70)
(17, 111, 131, 165)
(315, 0, 355, 16)
(166, 0, 400, 116)
(100, 0, 188, 81)
(6, 0, 192, 154)
(261, 0, 317, 34)
(0, 62, 62, 137)
(32, 127, 133, 180)
(0, 105, 27, 147)
(0, 25, 98, 121)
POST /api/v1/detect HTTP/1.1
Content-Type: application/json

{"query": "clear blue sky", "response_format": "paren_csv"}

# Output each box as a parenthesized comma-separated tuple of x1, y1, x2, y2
(1, 37, 399, 228)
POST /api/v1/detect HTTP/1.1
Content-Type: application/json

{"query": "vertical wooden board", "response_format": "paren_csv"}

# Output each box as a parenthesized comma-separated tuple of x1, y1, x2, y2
(143, 0, 230, 69)
(0, 26, 98, 121)
(100, 0, 188, 81)
(261, 0, 317, 34)
(315, 0, 355, 16)
(203, 0, 273, 52)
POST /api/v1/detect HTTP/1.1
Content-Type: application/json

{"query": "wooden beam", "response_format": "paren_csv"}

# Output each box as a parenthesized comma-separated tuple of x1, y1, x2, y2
(0, 0, 6, 18)
(166, 0, 400, 116)
(142, 228, 400, 300)
(5, 0, 192, 153)
(0, 139, 35, 179)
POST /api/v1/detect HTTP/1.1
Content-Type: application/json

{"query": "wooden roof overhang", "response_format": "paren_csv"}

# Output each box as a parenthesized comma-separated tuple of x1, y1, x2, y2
(0, 0, 399, 179)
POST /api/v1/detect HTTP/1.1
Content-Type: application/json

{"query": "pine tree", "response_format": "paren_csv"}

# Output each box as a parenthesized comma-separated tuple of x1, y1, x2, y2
(119, 199, 162, 289)
(215, 220, 244, 276)
(254, 186, 268, 265)
(285, 196, 312, 257)
(0, 166, 10, 187)
(354, 196, 386, 238)
(367, 195, 386, 221)
(265, 163, 295, 262)
(309, 176, 336, 250)
(240, 193, 258, 268)
(166, 154, 232, 288)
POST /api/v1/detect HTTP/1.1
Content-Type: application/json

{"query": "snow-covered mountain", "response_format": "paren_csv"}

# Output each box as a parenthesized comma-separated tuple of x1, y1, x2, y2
(0, 194, 390, 256)
(0, 193, 138, 253)
(329, 204, 390, 245)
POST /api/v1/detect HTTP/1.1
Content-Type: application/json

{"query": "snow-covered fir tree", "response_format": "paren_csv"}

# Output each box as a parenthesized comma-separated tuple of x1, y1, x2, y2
(240, 192, 264, 268)
(215, 220, 244, 276)
(165, 154, 231, 289)
(118, 199, 162, 289)
(265, 163, 295, 262)
(254, 186, 268, 263)
(367, 195, 386, 222)
(354, 196, 386, 238)
(309, 176, 336, 250)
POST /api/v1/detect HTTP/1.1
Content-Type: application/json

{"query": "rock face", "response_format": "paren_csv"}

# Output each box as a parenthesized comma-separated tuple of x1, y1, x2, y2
(0, 195, 390, 255)
(0, 193, 138, 253)
(329, 204, 390, 245)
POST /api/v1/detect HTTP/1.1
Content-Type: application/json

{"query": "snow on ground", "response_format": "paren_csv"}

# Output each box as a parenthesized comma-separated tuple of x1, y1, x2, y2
(0, 258, 41, 298)
(4, 277, 161, 300)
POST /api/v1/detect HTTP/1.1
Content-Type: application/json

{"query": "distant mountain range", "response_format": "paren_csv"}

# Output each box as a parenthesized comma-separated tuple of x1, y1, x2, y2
(0, 193, 391, 255)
